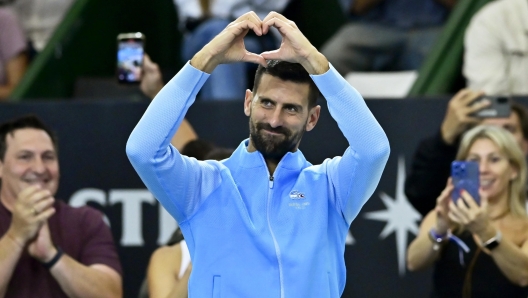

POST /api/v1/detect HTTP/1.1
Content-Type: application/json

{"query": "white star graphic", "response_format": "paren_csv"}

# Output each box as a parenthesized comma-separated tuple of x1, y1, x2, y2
(364, 156, 422, 275)
(346, 231, 355, 245)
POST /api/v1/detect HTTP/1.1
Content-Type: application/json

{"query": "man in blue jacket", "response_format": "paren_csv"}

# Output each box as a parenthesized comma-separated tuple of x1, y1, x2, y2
(127, 11, 390, 298)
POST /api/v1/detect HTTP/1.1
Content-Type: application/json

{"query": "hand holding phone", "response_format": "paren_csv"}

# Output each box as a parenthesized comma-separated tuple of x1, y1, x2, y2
(117, 32, 145, 84)
(451, 161, 480, 205)
(470, 95, 511, 118)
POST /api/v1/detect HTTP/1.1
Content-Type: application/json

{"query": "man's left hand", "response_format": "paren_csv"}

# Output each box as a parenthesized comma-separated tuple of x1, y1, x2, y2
(260, 12, 329, 75)
(28, 221, 58, 263)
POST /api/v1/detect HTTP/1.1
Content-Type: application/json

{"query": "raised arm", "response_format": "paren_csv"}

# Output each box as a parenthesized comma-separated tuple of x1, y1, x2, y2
(126, 12, 267, 222)
(260, 12, 390, 224)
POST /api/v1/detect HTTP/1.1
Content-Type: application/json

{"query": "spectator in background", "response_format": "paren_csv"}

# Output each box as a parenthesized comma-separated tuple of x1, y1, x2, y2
(11, 0, 74, 53)
(173, 0, 290, 100)
(407, 125, 528, 297)
(0, 115, 122, 298)
(321, 0, 457, 75)
(463, 0, 528, 96)
(0, 5, 28, 100)
(405, 90, 528, 217)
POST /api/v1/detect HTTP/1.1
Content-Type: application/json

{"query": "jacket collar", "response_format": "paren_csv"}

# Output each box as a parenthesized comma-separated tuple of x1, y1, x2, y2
(230, 139, 309, 172)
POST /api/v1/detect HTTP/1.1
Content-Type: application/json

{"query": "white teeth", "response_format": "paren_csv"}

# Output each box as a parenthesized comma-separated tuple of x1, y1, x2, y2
(480, 180, 493, 186)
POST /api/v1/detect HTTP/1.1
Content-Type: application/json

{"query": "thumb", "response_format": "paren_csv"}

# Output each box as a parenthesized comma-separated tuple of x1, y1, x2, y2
(260, 49, 281, 61)
(243, 52, 267, 68)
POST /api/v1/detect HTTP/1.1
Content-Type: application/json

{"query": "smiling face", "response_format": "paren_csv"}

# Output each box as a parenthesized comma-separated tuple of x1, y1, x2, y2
(466, 138, 517, 203)
(0, 128, 60, 206)
(244, 73, 320, 161)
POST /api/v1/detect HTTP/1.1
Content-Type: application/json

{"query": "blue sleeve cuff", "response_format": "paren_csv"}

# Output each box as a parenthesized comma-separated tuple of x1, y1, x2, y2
(174, 61, 211, 95)
(310, 63, 349, 98)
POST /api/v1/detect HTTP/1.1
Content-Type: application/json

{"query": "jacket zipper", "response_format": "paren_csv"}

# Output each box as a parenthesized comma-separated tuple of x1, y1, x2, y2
(267, 175, 284, 298)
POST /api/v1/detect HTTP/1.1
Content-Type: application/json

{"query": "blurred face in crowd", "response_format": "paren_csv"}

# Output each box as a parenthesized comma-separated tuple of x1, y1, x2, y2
(244, 74, 320, 161)
(0, 128, 60, 205)
(482, 111, 528, 155)
(466, 138, 517, 203)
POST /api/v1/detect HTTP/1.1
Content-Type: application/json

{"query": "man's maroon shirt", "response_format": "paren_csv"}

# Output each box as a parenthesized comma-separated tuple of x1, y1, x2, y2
(0, 200, 122, 297)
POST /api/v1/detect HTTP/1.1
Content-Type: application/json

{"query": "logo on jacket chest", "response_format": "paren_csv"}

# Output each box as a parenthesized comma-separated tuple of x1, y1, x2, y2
(288, 190, 310, 209)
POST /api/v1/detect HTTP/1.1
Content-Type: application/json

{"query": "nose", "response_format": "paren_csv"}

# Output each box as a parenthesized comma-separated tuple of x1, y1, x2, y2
(268, 108, 284, 128)
(479, 160, 490, 174)
(31, 157, 46, 174)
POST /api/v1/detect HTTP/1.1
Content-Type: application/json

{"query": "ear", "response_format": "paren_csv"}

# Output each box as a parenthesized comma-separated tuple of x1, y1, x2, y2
(0, 159, 3, 179)
(244, 89, 253, 117)
(305, 105, 321, 132)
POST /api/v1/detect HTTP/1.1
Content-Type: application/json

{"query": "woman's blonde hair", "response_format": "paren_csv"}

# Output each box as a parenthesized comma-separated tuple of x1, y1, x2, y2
(456, 125, 527, 216)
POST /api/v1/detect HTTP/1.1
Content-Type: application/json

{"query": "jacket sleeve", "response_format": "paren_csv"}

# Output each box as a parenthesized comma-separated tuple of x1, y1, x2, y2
(404, 130, 458, 217)
(311, 64, 390, 225)
(126, 62, 223, 224)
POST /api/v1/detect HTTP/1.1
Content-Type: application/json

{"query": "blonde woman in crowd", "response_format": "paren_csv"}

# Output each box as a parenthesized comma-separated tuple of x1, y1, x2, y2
(407, 125, 528, 297)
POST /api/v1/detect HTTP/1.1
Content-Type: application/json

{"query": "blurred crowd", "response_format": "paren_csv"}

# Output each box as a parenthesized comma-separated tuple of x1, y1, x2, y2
(1, 0, 528, 297)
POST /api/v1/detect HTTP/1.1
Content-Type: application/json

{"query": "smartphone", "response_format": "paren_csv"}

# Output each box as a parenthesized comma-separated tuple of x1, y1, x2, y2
(451, 161, 480, 205)
(117, 32, 145, 84)
(470, 95, 511, 118)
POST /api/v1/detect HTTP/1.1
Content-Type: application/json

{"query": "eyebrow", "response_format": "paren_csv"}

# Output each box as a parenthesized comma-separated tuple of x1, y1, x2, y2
(259, 97, 304, 112)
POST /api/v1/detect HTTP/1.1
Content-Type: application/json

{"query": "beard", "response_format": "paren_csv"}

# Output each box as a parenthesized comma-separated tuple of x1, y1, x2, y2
(249, 118, 306, 161)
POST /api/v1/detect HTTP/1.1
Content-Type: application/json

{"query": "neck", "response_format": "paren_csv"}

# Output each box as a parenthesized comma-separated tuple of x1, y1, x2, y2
(247, 138, 280, 176)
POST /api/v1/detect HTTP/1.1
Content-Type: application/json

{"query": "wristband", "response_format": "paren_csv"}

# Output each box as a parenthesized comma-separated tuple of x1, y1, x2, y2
(428, 228, 448, 251)
(42, 247, 63, 270)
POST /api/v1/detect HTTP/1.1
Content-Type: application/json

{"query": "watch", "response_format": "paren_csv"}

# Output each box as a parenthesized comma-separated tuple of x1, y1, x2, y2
(482, 230, 502, 251)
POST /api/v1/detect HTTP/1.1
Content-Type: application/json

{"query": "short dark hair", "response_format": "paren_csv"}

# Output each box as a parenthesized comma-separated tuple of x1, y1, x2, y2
(0, 115, 58, 161)
(253, 60, 319, 108)
(512, 102, 528, 140)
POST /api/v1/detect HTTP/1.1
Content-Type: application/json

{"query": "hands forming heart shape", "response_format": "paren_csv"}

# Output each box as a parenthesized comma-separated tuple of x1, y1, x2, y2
(191, 11, 329, 75)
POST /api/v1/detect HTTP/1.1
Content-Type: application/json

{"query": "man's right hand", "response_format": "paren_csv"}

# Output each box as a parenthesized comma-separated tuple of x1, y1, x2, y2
(440, 89, 489, 145)
(7, 185, 56, 246)
(190, 12, 267, 73)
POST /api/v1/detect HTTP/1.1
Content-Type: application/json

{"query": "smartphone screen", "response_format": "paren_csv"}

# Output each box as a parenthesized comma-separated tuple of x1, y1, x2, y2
(451, 161, 480, 205)
(117, 33, 144, 84)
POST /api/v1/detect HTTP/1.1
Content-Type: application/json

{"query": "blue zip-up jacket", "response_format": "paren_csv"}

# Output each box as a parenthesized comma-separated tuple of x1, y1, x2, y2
(126, 62, 390, 298)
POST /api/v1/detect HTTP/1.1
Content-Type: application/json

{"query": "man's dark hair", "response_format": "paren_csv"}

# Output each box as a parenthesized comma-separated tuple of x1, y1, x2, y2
(512, 102, 528, 140)
(0, 115, 58, 161)
(253, 60, 319, 108)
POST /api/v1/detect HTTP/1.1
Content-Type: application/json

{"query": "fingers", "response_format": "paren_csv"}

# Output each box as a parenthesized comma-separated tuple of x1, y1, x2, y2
(228, 12, 263, 36)
(27, 189, 53, 206)
(142, 54, 159, 73)
(262, 11, 297, 34)
(17, 185, 43, 202)
(33, 197, 55, 215)
(460, 190, 479, 209)
(263, 17, 294, 37)
(243, 51, 267, 68)
(35, 207, 56, 222)
(465, 98, 491, 115)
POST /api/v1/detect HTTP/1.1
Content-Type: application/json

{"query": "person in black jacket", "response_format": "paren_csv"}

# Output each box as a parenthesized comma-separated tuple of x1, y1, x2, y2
(405, 89, 528, 217)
